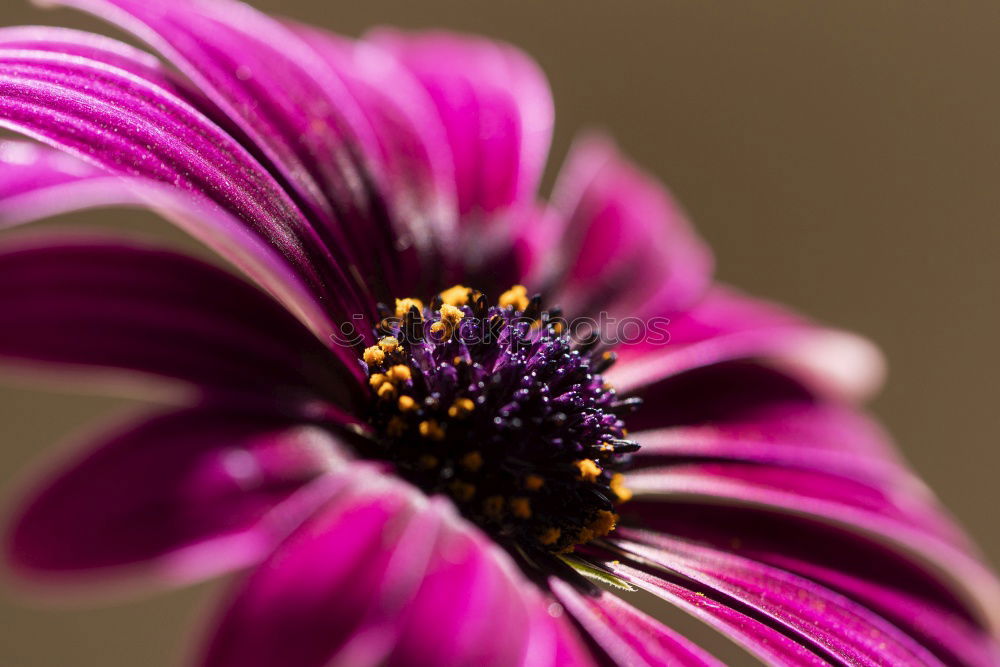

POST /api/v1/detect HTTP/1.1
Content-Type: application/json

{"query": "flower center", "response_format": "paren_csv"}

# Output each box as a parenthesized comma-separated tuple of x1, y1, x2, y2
(360, 285, 637, 553)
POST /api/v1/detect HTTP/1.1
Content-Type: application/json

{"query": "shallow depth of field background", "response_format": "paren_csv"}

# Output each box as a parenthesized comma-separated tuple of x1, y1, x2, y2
(2, 1, 999, 664)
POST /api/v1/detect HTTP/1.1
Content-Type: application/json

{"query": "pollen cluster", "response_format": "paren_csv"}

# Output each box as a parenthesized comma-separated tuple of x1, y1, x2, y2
(362, 285, 637, 553)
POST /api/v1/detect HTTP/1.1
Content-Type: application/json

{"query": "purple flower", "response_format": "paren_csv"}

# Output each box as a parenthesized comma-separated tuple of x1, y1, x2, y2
(0, 0, 997, 664)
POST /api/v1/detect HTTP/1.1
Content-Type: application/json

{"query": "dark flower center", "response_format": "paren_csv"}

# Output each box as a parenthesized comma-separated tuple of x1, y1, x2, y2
(360, 285, 638, 553)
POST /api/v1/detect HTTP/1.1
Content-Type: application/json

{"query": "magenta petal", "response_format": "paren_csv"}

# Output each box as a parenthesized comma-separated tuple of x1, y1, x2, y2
(608, 286, 886, 403)
(0, 42, 371, 325)
(620, 467, 1000, 634)
(550, 579, 722, 666)
(609, 537, 948, 666)
(597, 560, 844, 666)
(619, 505, 1000, 665)
(545, 134, 713, 320)
(49, 0, 417, 300)
(0, 236, 362, 406)
(632, 399, 899, 460)
(292, 26, 458, 258)
(0, 148, 345, 345)
(6, 406, 351, 585)
(369, 29, 554, 220)
(0, 139, 103, 203)
(202, 471, 592, 667)
(631, 406, 906, 486)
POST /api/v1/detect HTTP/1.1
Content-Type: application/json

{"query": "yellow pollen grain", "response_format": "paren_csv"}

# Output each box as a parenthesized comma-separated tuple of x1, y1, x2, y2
(482, 495, 505, 520)
(439, 284, 471, 307)
(398, 395, 417, 412)
(498, 284, 530, 311)
(610, 473, 633, 503)
(386, 415, 407, 437)
(439, 303, 464, 326)
(538, 527, 561, 546)
(574, 459, 603, 482)
(523, 474, 545, 491)
(377, 382, 397, 400)
(394, 297, 423, 318)
(599, 442, 615, 454)
(368, 373, 388, 389)
(387, 364, 412, 383)
(448, 397, 475, 419)
(419, 419, 445, 441)
(510, 497, 532, 519)
(460, 451, 484, 472)
(417, 454, 439, 469)
(588, 510, 618, 538)
(363, 345, 385, 366)
(429, 321, 447, 337)
(449, 481, 476, 502)
(378, 336, 399, 353)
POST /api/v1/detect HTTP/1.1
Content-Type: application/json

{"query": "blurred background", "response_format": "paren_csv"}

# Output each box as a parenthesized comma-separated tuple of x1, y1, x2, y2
(1, 1, 999, 664)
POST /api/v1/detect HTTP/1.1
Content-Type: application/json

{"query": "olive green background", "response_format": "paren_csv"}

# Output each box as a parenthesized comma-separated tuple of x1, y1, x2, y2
(2, 1, 999, 664)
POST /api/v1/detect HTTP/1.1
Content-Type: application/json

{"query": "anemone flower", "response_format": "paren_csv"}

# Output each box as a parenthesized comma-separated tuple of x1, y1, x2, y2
(0, 1, 997, 665)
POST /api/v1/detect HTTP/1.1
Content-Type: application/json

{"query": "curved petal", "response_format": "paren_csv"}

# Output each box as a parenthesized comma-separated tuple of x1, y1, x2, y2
(618, 505, 1000, 665)
(572, 566, 829, 666)
(202, 469, 592, 667)
(631, 401, 906, 485)
(0, 145, 346, 345)
(550, 580, 723, 666)
(6, 406, 353, 587)
(369, 28, 554, 221)
(0, 138, 103, 200)
(47, 0, 417, 300)
(0, 236, 362, 407)
(291, 26, 458, 260)
(619, 464, 1000, 635)
(0, 25, 206, 107)
(610, 535, 1000, 666)
(607, 286, 886, 403)
(603, 550, 944, 666)
(633, 399, 899, 460)
(0, 44, 371, 328)
(543, 134, 713, 320)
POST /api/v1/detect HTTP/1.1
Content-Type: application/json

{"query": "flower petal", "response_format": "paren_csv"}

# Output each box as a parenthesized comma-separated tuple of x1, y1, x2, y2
(607, 286, 886, 403)
(0, 43, 372, 330)
(202, 470, 592, 667)
(6, 406, 352, 586)
(291, 26, 458, 261)
(604, 548, 944, 666)
(619, 463, 1000, 635)
(619, 506, 1000, 666)
(550, 579, 723, 666)
(0, 236, 362, 406)
(540, 134, 713, 321)
(369, 29, 554, 221)
(631, 401, 905, 485)
(47, 0, 421, 301)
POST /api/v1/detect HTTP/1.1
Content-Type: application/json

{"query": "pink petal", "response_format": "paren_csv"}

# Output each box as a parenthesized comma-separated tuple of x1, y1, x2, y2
(0, 43, 371, 329)
(608, 537, 954, 666)
(619, 465, 1000, 634)
(47, 0, 414, 300)
(620, 505, 1000, 665)
(550, 579, 723, 666)
(631, 402, 906, 486)
(6, 406, 353, 587)
(0, 145, 343, 344)
(544, 134, 714, 320)
(608, 286, 886, 403)
(369, 29, 554, 220)
(291, 25, 458, 263)
(202, 470, 592, 667)
(0, 236, 362, 407)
